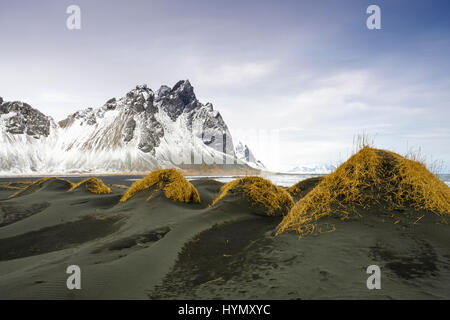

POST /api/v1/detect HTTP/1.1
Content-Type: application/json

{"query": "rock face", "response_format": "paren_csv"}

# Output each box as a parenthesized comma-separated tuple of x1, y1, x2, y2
(58, 84, 164, 157)
(0, 101, 54, 138)
(158, 80, 197, 121)
(0, 81, 261, 174)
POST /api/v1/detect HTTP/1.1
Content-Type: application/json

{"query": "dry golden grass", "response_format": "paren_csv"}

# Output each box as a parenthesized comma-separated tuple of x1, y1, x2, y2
(286, 183, 302, 197)
(211, 176, 294, 216)
(8, 177, 74, 198)
(278, 146, 450, 237)
(0, 184, 22, 190)
(120, 169, 200, 203)
(5, 180, 34, 188)
(285, 177, 324, 199)
(69, 177, 111, 194)
(9, 177, 52, 198)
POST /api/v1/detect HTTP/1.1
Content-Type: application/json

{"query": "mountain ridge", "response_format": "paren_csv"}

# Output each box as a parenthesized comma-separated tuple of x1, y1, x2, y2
(0, 80, 263, 175)
(286, 164, 336, 174)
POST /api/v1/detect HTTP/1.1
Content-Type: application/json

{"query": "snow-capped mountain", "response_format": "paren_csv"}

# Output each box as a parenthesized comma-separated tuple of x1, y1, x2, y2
(286, 164, 336, 174)
(234, 141, 265, 170)
(0, 81, 261, 175)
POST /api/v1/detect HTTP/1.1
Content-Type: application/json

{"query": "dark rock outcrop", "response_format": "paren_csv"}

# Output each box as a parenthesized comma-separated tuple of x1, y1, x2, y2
(0, 101, 53, 138)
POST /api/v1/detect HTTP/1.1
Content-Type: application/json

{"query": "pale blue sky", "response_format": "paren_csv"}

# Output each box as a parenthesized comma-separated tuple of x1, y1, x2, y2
(0, 0, 449, 171)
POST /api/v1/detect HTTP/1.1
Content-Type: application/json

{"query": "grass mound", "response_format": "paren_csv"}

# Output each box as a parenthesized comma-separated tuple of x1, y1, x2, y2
(0, 181, 33, 190)
(69, 178, 112, 194)
(286, 176, 323, 199)
(0, 184, 22, 191)
(120, 169, 200, 203)
(211, 176, 294, 216)
(278, 146, 450, 236)
(9, 178, 74, 198)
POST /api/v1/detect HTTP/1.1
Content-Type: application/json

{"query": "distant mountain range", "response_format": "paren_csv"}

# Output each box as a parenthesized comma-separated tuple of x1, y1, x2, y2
(0, 80, 263, 175)
(286, 164, 336, 174)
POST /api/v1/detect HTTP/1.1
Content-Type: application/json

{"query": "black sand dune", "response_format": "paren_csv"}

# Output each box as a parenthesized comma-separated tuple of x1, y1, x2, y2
(149, 216, 279, 299)
(0, 215, 123, 261)
(0, 201, 50, 227)
(149, 208, 449, 299)
(68, 193, 123, 209)
(91, 226, 171, 254)
(0, 176, 449, 299)
(0, 185, 21, 201)
(8, 178, 73, 198)
(190, 179, 224, 209)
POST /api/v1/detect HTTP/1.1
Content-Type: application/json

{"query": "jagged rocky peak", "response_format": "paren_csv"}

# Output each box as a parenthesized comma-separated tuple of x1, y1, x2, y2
(59, 84, 157, 128)
(235, 141, 252, 162)
(205, 102, 214, 112)
(171, 80, 196, 103)
(122, 84, 155, 112)
(157, 79, 201, 121)
(0, 98, 53, 138)
(59, 107, 96, 127)
(235, 141, 265, 169)
(103, 83, 155, 113)
(84, 84, 156, 115)
(156, 85, 171, 98)
(105, 97, 116, 108)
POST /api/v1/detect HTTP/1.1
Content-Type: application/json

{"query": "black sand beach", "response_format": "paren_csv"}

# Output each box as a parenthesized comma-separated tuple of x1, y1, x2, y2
(0, 176, 449, 299)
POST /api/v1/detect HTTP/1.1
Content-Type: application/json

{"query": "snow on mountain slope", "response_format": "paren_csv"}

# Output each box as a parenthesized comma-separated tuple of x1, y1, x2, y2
(286, 164, 336, 174)
(0, 81, 260, 175)
(234, 141, 265, 169)
(0, 100, 60, 174)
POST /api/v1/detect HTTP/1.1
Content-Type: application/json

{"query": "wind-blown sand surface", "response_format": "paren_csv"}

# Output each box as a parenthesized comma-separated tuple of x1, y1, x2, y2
(0, 177, 449, 299)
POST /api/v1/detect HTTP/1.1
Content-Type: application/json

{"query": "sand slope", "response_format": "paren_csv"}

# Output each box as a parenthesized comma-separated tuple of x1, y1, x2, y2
(0, 178, 449, 299)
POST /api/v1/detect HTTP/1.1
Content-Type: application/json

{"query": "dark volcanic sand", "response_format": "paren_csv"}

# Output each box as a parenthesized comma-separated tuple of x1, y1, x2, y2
(0, 175, 141, 186)
(0, 178, 449, 299)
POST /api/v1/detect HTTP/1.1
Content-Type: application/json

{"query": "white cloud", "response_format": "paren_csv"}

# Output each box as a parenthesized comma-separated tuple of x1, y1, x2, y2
(193, 61, 277, 88)
(289, 70, 371, 115)
(219, 68, 450, 171)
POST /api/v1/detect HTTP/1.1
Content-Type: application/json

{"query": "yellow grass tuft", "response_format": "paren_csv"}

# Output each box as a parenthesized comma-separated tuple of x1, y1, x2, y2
(69, 177, 112, 194)
(286, 180, 314, 197)
(286, 177, 324, 199)
(286, 183, 302, 197)
(211, 176, 294, 216)
(278, 146, 450, 237)
(8, 177, 73, 198)
(120, 169, 200, 203)
(4, 180, 34, 188)
(0, 184, 22, 190)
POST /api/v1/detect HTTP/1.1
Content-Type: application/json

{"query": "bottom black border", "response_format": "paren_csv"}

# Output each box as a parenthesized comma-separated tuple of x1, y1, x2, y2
(3, 300, 448, 318)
